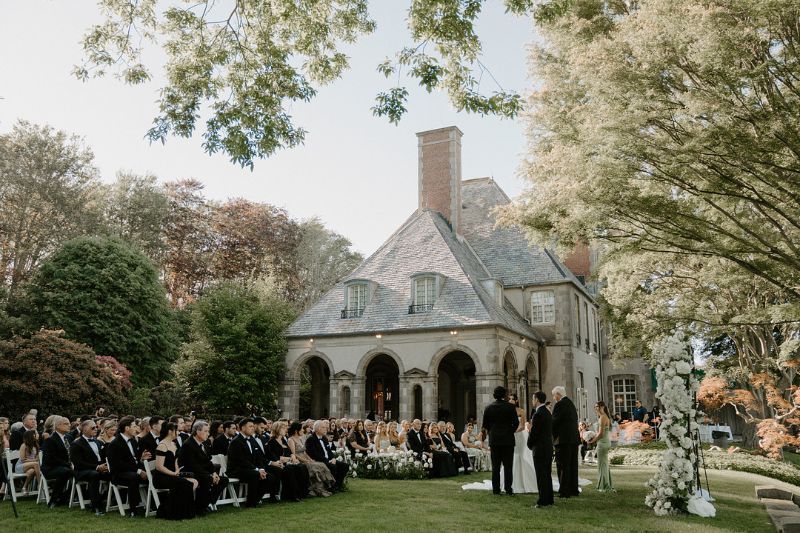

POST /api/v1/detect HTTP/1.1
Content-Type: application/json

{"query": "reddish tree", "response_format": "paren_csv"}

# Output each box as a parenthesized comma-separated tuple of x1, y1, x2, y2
(95, 355, 133, 392)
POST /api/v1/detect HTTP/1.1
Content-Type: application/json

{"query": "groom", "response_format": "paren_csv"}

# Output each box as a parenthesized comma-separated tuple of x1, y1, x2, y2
(551, 386, 580, 498)
(482, 386, 518, 495)
(527, 391, 554, 507)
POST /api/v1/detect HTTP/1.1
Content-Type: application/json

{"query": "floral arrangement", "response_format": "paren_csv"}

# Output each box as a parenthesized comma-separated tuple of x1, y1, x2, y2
(338, 447, 430, 480)
(644, 331, 715, 517)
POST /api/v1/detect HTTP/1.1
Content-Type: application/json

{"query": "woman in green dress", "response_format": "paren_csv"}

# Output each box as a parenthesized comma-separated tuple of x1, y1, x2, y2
(589, 401, 614, 492)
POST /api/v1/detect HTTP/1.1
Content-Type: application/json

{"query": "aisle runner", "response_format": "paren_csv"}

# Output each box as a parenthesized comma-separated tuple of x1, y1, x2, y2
(461, 477, 592, 494)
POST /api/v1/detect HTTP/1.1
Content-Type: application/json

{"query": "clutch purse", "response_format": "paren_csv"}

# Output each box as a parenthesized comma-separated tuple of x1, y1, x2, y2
(178, 471, 194, 478)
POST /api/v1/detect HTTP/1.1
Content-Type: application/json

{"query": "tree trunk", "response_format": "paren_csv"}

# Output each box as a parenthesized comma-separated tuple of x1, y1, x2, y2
(741, 421, 758, 449)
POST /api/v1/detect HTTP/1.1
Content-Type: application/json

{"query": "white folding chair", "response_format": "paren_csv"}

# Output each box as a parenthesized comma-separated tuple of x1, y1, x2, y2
(211, 454, 244, 507)
(3, 449, 38, 502)
(69, 462, 108, 510)
(143, 459, 169, 517)
(105, 460, 146, 516)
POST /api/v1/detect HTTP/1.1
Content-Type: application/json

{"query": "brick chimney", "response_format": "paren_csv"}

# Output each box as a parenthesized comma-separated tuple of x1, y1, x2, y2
(417, 126, 462, 235)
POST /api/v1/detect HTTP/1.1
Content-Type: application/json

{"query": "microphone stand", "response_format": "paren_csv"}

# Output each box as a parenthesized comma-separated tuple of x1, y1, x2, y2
(0, 442, 20, 519)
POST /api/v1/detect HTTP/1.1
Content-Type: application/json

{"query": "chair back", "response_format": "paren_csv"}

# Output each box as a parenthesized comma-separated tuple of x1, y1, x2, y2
(143, 459, 156, 483)
(211, 454, 227, 476)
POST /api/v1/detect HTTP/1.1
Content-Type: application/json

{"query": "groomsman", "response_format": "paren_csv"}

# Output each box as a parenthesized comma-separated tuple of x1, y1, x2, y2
(226, 418, 278, 507)
(482, 386, 519, 495)
(179, 421, 229, 515)
(71, 419, 111, 515)
(106, 416, 146, 516)
(41, 416, 74, 507)
(551, 386, 580, 498)
(527, 391, 554, 507)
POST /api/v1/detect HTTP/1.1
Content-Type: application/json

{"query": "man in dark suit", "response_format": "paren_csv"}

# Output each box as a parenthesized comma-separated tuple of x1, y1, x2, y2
(71, 419, 111, 515)
(169, 415, 190, 450)
(226, 418, 278, 507)
(551, 386, 580, 498)
(305, 419, 348, 491)
(179, 420, 229, 515)
(41, 415, 74, 507)
(10, 413, 38, 450)
(138, 415, 162, 459)
(439, 421, 471, 474)
(482, 385, 518, 495)
(527, 391, 554, 507)
(211, 421, 236, 455)
(405, 419, 429, 458)
(106, 416, 146, 516)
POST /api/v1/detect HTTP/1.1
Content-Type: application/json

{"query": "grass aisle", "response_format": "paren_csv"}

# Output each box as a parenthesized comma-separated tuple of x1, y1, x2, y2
(0, 465, 776, 532)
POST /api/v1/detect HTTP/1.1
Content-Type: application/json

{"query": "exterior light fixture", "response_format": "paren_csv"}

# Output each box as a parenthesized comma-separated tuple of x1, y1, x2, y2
(376, 334, 382, 339)
(309, 338, 314, 344)
(450, 330, 457, 336)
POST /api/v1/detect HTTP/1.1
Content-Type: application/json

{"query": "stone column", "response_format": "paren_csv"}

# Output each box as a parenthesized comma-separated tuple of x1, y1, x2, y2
(398, 377, 411, 422)
(329, 379, 340, 418)
(352, 377, 366, 419)
(422, 376, 437, 421)
(474, 373, 503, 426)
(279, 377, 301, 420)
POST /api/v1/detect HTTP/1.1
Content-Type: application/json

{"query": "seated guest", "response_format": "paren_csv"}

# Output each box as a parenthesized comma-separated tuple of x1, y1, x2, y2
(10, 413, 38, 451)
(14, 429, 40, 492)
(461, 422, 488, 471)
(169, 415, 190, 449)
(41, 416, 75, 507)
(106, 416, 146, 517)
(179, 420, 229, 515)
(209, 421, 223, 446)
(212, 421, 236, 455)
(373, 421, 391, 453)
(347, 420, 369, 456)
(266, 421, 309, 502)
(152, 422, 197, 520)
(97, 420, 117, 448)
(0, 417, 10, 451)
(305, 420, 348, 492)
(226, 418, 278, 508)
(405, 419, 429, 459)
(388, 421, 404, 448)
(139, 416, 163, 459)
(441, 421, 471, 474)
(137, 417, 151, 443)
(70, 419, 111, 515)
(426, 423, 457, 478)
(288, 422, 334, 497)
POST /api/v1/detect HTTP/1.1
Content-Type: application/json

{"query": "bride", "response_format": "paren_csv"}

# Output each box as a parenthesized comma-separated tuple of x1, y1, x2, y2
(500, 393, 539, 493)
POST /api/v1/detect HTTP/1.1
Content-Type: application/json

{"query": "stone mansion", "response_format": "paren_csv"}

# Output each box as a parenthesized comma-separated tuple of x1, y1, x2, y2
(280, 126, 654, 429)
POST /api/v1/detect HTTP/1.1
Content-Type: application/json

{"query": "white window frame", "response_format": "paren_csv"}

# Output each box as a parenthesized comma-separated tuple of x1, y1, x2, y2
(347, 283, 367, 312)
(530, 290, 555, 324)
(414, 276, 437, 307)
(612, 378, 637, 416)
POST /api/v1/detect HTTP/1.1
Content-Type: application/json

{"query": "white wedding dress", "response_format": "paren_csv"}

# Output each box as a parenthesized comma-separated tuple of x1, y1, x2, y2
(499, 430, 539, 493)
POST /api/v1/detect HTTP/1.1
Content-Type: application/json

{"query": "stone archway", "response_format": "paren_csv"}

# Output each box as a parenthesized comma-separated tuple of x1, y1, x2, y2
(503, 348, 518, 394)
(298, 355, 331, 419)
(364, 354, 400, 421)
(412, 384, 423, 420)
(437, 351, 477, 432)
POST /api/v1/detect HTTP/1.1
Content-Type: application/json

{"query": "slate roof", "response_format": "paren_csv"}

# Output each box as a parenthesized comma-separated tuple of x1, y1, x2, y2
(460, 178, 590, 293)
(286, 177, 585, 339)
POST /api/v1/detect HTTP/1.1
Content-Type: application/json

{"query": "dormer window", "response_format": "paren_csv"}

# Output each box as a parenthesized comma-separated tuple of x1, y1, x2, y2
(409, 273, 441, 314)
(341, 280, 372, 318)
(530, 290, 555, 324)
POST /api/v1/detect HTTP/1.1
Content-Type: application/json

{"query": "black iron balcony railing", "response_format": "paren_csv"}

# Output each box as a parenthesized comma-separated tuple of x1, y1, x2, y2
(576, 334, 581, 347)
(341, 308, 364, 319)
(408, 303, 434, 314)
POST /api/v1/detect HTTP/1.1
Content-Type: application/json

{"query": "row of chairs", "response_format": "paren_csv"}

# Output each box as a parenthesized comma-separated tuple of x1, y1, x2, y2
(3, 450, 265, 517)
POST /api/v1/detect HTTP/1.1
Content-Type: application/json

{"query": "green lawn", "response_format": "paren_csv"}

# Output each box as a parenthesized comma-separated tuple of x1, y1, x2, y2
(0, 465, 777, 532)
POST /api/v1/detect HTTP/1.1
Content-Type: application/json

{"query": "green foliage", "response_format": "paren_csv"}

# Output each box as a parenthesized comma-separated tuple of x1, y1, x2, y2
(173, 281, 296, 413)
(76, 1, 529, 167)
(128, 386, 155, 417)
(0, 330, 128, 419)
(13, 235, 178, 386)
(149, 380, 192, 415)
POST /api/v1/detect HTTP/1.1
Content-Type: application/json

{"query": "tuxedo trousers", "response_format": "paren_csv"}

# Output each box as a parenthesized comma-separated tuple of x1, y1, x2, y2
(195, 474, 229, 511)
(111, 471, 143, 510)
(490, 444, 514, 494)
(532, 449, 554, 506)
(555, 444, 579, 497)
(74, 469, 111, 509)
(42, 465, 73, 503)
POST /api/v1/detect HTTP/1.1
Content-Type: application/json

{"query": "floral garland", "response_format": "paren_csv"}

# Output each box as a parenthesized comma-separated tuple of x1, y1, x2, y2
(645, 331, 715, 517)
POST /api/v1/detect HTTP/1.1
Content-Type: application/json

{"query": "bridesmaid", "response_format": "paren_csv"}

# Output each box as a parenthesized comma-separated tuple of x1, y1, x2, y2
(589, 401, 615, 492)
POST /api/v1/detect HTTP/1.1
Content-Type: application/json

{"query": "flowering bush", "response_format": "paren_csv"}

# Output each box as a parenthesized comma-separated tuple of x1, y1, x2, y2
(339, 448, 429, 480)
(609, 447, 800, 487)
(644, 332, 713, 517)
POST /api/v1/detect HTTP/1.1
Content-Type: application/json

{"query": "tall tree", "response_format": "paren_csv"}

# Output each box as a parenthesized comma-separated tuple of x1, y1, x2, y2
(101, 171, 169, 262)
(504, 0, 800, 299)
(173, 281, 296, 413)
(295, 217, 363, 310)
(13, 236, 178, 386)
(0, 120, 103, 293)
(75, 0, 525, 167)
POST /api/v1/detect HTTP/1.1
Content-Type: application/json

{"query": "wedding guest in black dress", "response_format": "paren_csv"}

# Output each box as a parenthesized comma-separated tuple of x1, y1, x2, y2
(152, 422, 197, 520)
(266, 421, 309, 501)
(426, 423, 458, 478)
(346, 420, 370, 456)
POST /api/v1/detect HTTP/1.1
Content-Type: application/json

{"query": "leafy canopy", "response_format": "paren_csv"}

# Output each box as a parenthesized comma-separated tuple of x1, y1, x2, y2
(76, 0, 528, 168)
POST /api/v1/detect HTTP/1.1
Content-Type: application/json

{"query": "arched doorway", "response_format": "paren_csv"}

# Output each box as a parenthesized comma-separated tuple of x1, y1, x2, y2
(523, 354, 538, 417)
(364, 354, 399, 421)
(298, 356, 331, 419)
(437, 351, 476, 432)
(413, 385, 423, 420)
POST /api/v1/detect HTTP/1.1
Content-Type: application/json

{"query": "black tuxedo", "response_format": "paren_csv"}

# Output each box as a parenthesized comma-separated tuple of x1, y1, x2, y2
(482, 399, 518, 494)
(305, 432, 349, 490)
(551, 396, 580, 497)
(211, 434, 231, 456)
(442, 432, 471, 473)
(527, 405, 554, 506)
(106, 434, 144, 511)
(9, 426, 26, 451)
(138, 432, 159, 460)
(405, 428, 428, 456)
(179, 437, 228, 512)
(41, 432, 74, 504)
(70, 436, 111, 510)
(226, 434, 277, 507)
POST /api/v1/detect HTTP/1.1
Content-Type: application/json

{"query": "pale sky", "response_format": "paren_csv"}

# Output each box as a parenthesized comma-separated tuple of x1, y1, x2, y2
(0, 1, 534, 255)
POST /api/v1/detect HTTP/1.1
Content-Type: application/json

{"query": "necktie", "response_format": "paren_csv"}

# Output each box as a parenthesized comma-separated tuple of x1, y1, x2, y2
(63, 435, 71, 459)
